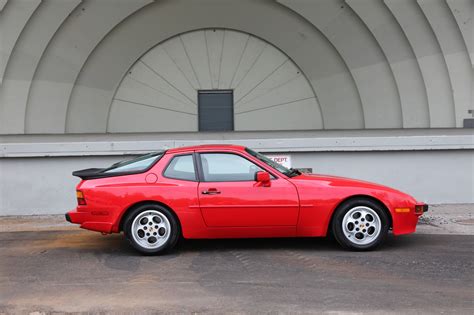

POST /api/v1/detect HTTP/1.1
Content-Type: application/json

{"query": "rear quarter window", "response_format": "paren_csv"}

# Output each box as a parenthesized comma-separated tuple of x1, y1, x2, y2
(163, 155, 196, 181)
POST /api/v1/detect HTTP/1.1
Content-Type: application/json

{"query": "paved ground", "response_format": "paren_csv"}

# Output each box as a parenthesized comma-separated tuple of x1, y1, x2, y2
(0, 205, 473, 314)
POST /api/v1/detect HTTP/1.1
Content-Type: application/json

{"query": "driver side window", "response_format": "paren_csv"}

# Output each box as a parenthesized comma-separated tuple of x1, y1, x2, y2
(200, 153, 264, 182)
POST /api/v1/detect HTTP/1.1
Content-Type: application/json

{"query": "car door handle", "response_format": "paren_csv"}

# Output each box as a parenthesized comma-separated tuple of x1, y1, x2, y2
(202, 189, 221, 195)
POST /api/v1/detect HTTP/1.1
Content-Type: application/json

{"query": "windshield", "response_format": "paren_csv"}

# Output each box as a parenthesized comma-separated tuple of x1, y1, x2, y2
(245, 148, 300, 177)
(102, 152, 164, 174)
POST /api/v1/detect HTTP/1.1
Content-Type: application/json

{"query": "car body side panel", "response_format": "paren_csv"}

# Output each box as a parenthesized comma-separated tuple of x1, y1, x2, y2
(70, 153, 205, 235)
(291, 174, 421, 237)
(198, 178, 299, 228)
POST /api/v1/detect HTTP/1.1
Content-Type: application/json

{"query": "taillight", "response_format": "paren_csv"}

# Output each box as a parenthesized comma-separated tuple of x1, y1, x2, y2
(76, 190, 86, 205)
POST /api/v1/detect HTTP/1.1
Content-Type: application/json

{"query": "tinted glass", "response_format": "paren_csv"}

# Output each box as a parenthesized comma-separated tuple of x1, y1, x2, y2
(103, 152, 163, 174)
(245, 148, 291, 175)
(163, 155, 196, 181)
(200, 153, 264, 182)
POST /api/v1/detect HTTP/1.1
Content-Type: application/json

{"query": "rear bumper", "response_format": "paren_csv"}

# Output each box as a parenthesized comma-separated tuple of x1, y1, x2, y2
(66, 209, 115, 233)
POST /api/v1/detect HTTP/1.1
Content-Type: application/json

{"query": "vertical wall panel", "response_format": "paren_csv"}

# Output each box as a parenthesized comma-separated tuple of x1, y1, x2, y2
(180, 31, 213, 89)
(24, 0, 151, 133)
(205, 29, 225, 89)
(418, 0, 471, 127)
(385, 0, 456, 128)
(140, 48, 197, 104)
(161, 37, 200, 90)
(279, 0, 402, 129)
(0, 0, 8, 12)
(0, 0, 81, 134)
(233, 45, 288, 103)
(446, 0, 473, 66)
(217, 31, 248, 90)
(346, 0, 430, 128)
(236, 61, 299, 107)
(229, 36, 267, 90)
(0, 0, 40, 85)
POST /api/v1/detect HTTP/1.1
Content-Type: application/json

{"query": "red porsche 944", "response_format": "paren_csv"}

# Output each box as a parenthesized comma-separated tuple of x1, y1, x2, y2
(66, 144, 427, 254)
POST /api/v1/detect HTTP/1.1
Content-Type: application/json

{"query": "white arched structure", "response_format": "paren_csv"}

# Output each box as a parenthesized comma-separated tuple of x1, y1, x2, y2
(109, 29, 322, 132)
(0, 0, 471, 134)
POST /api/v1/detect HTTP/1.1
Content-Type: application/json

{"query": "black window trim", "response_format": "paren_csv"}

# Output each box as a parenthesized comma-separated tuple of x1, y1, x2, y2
(162, 153, 199, 182)
(195, 151, 280, 183)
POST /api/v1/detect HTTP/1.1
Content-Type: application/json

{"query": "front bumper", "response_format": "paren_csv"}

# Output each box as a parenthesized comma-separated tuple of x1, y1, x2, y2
(392, 203, 428, 235)
(65, 209, 115, 233)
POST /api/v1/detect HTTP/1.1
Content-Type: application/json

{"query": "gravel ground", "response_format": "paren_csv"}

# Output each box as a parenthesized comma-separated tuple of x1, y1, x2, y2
(416, 204, 474, 235)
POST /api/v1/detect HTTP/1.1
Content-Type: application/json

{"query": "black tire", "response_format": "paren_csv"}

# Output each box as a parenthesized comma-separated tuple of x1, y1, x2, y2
(331, 198, 389, 251)
(123, 204, 180, 255)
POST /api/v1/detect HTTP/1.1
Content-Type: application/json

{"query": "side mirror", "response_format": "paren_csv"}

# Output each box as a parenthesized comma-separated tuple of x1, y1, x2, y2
(255, 171, 271, 187)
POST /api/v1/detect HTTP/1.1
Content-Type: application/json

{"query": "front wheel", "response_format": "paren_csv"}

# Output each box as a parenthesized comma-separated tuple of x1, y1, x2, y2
(331, 198, 389, 251)
(124, 204, 180, 255)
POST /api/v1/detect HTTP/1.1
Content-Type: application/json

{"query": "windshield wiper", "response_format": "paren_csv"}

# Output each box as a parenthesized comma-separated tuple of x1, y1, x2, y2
(286, 168, 301, 177)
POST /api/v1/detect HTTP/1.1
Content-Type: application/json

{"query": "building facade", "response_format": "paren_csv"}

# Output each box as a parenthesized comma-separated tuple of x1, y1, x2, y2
(0, 0, 473, 215)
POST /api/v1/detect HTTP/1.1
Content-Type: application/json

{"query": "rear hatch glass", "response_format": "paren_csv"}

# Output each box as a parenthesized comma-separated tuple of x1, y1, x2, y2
(103, 152, 163, 173)
(73, 151, 164, 180)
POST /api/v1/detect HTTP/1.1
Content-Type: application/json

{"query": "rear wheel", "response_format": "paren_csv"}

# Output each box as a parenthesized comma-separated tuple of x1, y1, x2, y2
(124, 204, 180, 255)
(331, 198, 389, 251)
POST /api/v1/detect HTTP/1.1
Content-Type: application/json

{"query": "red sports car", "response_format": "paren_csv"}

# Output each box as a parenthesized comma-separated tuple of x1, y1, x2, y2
(66, 144, 427, 254)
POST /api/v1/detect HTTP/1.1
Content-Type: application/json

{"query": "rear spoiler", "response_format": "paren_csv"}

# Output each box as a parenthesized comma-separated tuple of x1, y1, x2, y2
(72, 168, 107, 180)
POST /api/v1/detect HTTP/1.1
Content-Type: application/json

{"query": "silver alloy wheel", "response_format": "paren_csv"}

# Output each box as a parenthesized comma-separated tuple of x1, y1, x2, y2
(342, 206, 381, 246)
(131, 210, 171, 249)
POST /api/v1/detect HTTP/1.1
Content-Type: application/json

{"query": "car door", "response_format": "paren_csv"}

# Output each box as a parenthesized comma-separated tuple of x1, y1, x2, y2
(197, 152, 299, 227)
